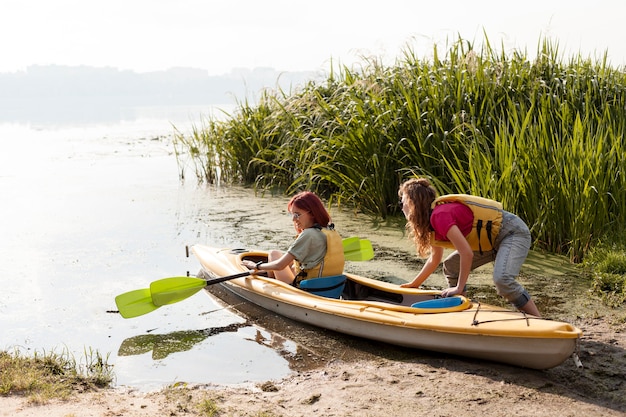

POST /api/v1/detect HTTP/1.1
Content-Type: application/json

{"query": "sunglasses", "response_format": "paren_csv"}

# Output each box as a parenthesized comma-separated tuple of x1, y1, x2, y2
(289, 211, 307, 220)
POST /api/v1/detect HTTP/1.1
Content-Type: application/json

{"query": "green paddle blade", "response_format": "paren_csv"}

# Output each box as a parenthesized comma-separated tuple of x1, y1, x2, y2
(344, 239, 374, 261)
(341, 236, 360, 252)
(150, 277, 207, 306)
(115, 288, 160, 319)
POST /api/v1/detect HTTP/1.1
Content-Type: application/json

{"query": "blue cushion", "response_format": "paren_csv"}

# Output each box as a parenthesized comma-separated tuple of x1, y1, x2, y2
(299, 275, 346, 299)
(411, 297, 464, 309)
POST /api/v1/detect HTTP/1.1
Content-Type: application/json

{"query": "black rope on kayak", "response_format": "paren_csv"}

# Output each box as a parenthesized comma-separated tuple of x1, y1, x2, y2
(472, 317, 538, 326)
(471, 301, 482, 325)
(471, 300, 534, 327)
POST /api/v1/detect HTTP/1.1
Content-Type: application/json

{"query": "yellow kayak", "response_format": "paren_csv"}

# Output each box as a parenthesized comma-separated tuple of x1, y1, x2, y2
(192, 245, 582, 370)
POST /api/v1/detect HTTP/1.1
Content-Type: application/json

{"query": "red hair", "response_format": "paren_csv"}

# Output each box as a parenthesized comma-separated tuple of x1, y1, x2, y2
(287, 191, 330, 227)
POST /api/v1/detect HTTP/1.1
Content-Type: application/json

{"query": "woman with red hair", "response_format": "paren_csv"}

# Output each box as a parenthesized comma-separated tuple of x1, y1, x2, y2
(243, 191, 345, 285)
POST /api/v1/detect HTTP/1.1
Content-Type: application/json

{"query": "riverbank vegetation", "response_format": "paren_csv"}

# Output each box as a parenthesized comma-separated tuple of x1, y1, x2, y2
(0, 347, 112, 403)
(174, 37, 626, 305)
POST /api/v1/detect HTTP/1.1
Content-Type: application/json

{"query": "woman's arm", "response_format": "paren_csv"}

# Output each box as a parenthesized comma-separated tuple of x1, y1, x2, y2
(243, 251, 296, 284)
(243, 251, 295, 272)
(400, 246, 444, 288)
(441, 225, 473, 297)
(262, 252, 295, 271)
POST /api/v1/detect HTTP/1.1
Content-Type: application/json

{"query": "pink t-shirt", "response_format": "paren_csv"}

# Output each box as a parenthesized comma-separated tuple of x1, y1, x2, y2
(430, 202, 474, 242)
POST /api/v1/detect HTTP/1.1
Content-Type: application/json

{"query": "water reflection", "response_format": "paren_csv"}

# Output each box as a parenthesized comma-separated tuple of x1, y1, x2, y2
(118, 323, 248, 360)
(204, 286, 399, 371)
(116, 316, 329, 373)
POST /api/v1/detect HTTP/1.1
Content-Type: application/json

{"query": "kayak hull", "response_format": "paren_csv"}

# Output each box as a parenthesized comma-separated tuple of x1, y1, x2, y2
(192, 245, 582, 370)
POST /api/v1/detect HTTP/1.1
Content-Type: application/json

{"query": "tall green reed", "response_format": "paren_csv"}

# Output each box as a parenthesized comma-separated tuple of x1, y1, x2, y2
(174, 37, 626, 262)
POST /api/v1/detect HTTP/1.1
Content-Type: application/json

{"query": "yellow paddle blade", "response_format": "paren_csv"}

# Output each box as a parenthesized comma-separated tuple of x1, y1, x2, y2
(150, 277, 207, 306)
(341, 236, 361, 252)
(115, 288, 159, 319)
(343, 238, 374, 261)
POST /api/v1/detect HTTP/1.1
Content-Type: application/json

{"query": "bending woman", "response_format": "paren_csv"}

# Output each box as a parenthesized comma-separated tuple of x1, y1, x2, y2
(242, 191, 344, 286)
(398, 178, 541, 317)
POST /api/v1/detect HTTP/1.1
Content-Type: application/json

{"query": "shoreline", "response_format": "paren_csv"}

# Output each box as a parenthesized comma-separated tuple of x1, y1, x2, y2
(2, 316, 625, 417)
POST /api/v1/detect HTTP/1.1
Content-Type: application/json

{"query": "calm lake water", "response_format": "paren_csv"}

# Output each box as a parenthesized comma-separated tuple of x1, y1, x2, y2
(0, 105, 303, 390)
(0, 103, 417, 390)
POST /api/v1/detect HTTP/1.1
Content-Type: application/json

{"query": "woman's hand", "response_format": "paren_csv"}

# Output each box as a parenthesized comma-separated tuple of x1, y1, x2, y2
(441, 286, 463, 297)
(242, 260, 257, 270)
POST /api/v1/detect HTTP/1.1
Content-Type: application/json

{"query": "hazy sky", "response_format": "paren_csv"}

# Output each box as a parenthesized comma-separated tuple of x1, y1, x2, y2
(2, 0, 625, 74)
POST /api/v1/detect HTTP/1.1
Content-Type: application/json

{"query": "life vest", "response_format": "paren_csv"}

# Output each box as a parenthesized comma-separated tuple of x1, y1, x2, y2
(294, 225, 345, 286)
(430, 194, 503, 254)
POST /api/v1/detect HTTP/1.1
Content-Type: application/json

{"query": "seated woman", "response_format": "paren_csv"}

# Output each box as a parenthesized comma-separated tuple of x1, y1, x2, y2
(242, 191, 345, 286)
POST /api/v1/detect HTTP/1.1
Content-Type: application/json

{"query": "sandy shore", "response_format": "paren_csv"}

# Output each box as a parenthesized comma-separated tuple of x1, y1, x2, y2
(2, 316, 624, 417)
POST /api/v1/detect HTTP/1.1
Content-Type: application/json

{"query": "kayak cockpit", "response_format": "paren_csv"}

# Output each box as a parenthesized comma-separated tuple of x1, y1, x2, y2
(240, 251, 472, 314)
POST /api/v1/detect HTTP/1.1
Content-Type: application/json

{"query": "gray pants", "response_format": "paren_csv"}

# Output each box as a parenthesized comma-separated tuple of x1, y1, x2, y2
(442, 211, 532, 308)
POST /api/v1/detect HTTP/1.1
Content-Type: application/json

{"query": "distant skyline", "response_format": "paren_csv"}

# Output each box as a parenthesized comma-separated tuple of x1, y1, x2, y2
(2, 0, 626, 76)
(0, 65, 318, 125)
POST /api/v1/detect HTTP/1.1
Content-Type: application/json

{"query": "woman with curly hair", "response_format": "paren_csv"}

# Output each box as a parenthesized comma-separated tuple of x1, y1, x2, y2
(398, 177, 541, 316)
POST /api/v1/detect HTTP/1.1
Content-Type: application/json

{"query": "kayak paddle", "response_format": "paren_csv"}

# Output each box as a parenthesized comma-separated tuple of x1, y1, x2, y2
(115, 236, 374, 318)
(150, 270, 257, 306)
(115, 270, 260, 319)
(150, 237, 374, 306)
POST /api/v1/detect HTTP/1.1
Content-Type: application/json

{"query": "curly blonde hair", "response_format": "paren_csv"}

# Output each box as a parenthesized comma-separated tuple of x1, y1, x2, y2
(398, 178, 438, 257)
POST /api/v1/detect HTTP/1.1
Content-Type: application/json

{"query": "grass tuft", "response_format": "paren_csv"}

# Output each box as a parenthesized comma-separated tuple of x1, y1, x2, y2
(197, 398, 220, 416)
(0, 347, 113, 403)
(583, 241, 626, 307)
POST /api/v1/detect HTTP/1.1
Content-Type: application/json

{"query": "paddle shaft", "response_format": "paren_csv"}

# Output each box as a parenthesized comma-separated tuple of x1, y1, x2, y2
(203, 270, 254, 285)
